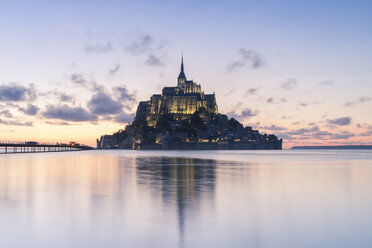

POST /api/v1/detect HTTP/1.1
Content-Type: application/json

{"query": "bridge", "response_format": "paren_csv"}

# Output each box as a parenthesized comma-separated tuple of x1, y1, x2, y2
(0, 141, 94, 154)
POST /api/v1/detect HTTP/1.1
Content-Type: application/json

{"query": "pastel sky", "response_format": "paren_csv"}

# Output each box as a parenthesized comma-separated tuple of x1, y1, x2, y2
(0, 0, 371, 148)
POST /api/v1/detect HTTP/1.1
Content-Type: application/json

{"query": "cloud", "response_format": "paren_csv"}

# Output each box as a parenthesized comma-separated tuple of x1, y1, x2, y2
(330, 132, 355, 139)
(0, 118, 33, 126)
(69, 73, 102, 92)
(144, 54, 165, 66)
(245, 87, 259, 96)
(313, 131, 333, 138)
(45, 121, 71, 126)
(87, 91, 123, 115)
(58, 92, 74, 102)
(0, 83, 36, 101)
(70, 73, 87, 85)
(114, 112, 135, 123)
(241, 108, 259, 117)
(126, 34, 154, 55)
(319, 80, 335, 86)
(85, 42, 113, 53)
(113, 85, 136, 105)
(264, 97, 287, 104)
(109, 64, 121, 75)
(43, 105, 97, 122)
(359, 131, 372, 137)
(276, 125, 357, 141)
(313, 130, 355, 140)
(226, 49, 265, 72)
(125, 32, 166, 55)
(327, 117, 352, 126)
(18, 104, 39, 116)
(124, 31, 168, 67)
(261, 125, 288, 131)
(227, 108, 259, 120)
(280, 79, 298, 90)
(345, 96, 372, 107)
(0, 110, 12, 118)
(39, 90, 74, 102)
(224, 89, 236, 96)
(287, 126, 319, 135)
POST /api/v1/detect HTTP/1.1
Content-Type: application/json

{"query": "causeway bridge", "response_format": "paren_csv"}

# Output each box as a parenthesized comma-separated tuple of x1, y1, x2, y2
(0, 141, 94, 154)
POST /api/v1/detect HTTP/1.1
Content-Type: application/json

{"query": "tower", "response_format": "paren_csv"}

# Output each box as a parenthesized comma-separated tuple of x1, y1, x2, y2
(177, 54, 186, 91)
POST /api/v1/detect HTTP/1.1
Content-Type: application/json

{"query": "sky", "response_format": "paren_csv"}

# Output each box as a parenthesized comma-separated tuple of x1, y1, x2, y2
(0, 0, 371, 148)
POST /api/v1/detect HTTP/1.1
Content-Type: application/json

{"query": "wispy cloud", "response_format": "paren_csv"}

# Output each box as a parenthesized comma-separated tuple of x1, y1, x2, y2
(85, 42, 113, 53)
(261, 125, 288, 131)
(0, 118, 33, 126)
(0, 110, 12, 118)
(327, 117, 352, 126)
(226, 49, 265, 73)
(109, 64, 121, 75)
(69, 73, 102, 92)
(113, 85, 136, 108)
(286, 125, 319, 135)
(40, 90, 75, 102)
(70, 73, 87, 85)
(126, 34, 156, 55)
(280, 79, 298, 90)
(345, 96, 371, 107)
(319, 80, 335, 86)
(125, 32, 168, 66)
(224, 89, 236, 97)
(245, 87, 259, 96)
(145, 54, 165, 66)
(227, 108, 259, 120)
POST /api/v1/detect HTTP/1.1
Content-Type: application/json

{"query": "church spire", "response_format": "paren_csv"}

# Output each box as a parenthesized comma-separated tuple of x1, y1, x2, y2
(181, 53, 184, 72)
(178, 53, 186, 79)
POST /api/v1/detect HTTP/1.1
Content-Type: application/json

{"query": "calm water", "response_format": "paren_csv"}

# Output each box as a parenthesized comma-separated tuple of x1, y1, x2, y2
(1, 150, 372, 248)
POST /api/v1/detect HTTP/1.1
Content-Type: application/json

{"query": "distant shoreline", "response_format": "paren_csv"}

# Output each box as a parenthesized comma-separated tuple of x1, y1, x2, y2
(291, 145, 372, 150)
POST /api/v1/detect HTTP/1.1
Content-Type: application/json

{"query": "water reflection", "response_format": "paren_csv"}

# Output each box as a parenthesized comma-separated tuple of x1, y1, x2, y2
(1, 150, 372, 248)
(135, 157, 217, 244)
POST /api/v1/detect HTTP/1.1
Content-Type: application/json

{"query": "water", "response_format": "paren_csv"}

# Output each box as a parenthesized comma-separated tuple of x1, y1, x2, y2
(1, 150, 372, 248)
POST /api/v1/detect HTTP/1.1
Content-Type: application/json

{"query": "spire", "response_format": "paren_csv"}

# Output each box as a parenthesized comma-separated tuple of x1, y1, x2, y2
(178, 52, 186, 79)
(181, 52, 184, 71)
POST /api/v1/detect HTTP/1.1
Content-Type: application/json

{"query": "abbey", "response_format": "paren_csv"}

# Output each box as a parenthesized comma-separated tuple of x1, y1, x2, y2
(97, 56, 282, 150)
(136, 56, 218, 126)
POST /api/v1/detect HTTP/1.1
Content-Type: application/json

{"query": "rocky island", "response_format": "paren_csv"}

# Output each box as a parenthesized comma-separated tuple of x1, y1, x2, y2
(97, 57, 282, 150)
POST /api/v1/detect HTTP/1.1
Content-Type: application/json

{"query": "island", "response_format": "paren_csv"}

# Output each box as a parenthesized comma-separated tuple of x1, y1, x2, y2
(97, 56, 282, 150)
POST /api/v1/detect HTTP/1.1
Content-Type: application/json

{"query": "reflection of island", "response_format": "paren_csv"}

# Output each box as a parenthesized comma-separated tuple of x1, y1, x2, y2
(97, 56, 282, 150)
(135, 157, 217, 243)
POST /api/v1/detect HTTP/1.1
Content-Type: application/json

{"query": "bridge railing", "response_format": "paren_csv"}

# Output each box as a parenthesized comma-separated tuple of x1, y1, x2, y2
(0, 141, 93, 149)
(0, 140, 59, 145)
(0, 141, 93, 154)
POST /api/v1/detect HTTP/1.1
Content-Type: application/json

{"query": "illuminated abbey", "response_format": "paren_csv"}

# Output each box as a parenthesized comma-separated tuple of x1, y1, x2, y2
(135, 56, 218, 126)
(97, 56, 282, 150)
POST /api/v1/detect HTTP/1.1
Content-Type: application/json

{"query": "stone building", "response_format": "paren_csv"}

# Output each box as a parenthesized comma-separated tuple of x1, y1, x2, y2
(136, 56, 218, 126)
(96, 135, 118, 149)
